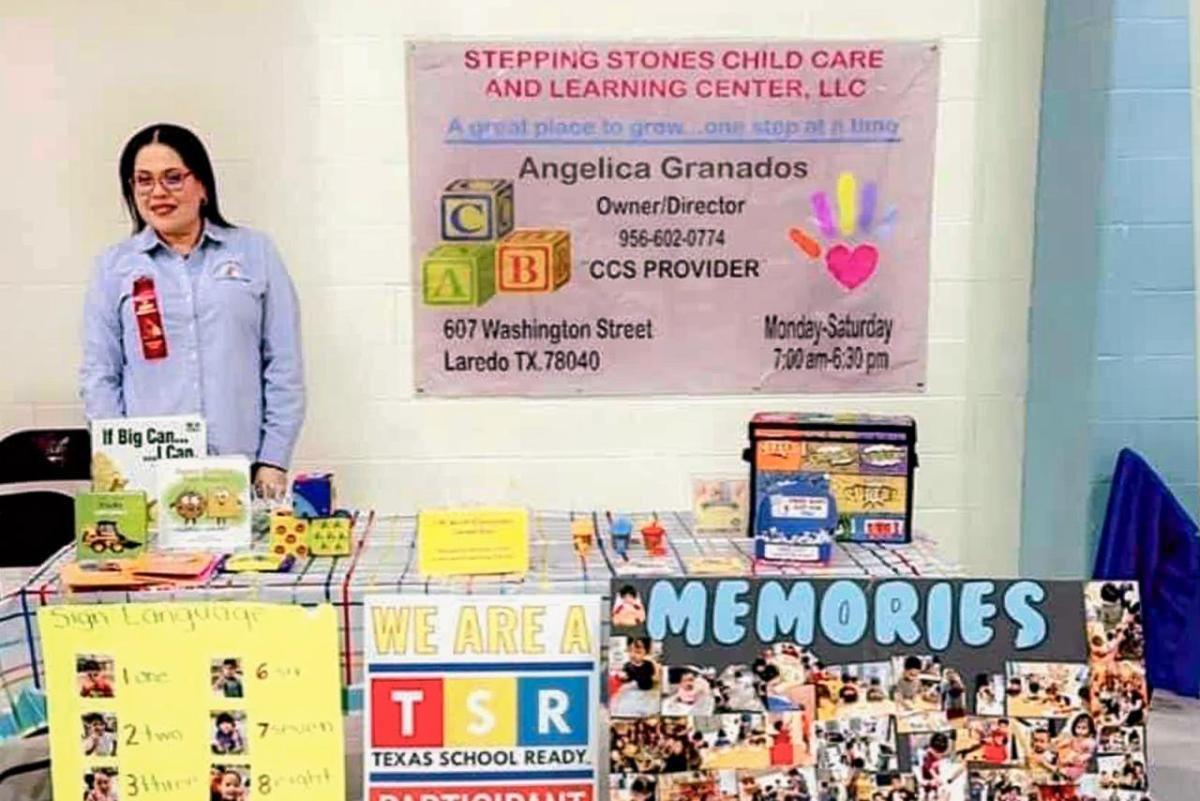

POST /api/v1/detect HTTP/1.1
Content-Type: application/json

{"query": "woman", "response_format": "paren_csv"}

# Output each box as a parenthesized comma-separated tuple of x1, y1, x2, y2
(80, 124, 304, 498)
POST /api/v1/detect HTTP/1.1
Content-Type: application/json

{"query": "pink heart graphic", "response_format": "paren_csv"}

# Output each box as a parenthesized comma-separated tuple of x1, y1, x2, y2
(825, 243, 879, 290)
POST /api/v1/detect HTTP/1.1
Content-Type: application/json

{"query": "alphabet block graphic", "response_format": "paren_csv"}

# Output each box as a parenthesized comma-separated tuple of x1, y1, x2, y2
(496, 230, 571, 293)
(441, 179, 515, 242)
(422, 244, 497, 306)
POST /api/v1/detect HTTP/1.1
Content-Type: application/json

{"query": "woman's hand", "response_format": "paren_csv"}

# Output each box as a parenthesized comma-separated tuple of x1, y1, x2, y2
(253, 464, 288, 500)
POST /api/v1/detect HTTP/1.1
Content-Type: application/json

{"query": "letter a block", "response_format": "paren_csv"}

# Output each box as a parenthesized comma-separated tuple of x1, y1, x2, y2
(422, 244, 496, 307)
(441, 179, 514, 242)
(496, 230, 571, 293)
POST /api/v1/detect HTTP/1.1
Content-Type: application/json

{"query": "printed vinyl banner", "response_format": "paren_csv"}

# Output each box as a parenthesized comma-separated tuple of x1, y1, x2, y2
(364, 594, 601, 801)
(408, 42, 939, 395)
(608, 578, 1151, 801)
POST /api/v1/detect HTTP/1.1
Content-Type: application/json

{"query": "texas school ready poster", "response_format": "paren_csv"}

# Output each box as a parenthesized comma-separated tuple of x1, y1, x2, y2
(608, 578, 1150, 801)
(364, 595, 601, 801)
(407, 42, 938, 396)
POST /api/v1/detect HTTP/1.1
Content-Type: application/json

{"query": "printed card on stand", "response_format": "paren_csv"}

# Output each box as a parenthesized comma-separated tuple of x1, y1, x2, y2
(156, 457, 251, 551)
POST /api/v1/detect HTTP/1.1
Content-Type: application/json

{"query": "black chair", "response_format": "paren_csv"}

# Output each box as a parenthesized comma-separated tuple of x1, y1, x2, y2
(0, 428, 91, 567)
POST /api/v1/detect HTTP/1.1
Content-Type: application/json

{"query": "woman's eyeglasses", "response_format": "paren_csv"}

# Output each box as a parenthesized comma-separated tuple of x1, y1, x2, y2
(130, 169, 193, 194)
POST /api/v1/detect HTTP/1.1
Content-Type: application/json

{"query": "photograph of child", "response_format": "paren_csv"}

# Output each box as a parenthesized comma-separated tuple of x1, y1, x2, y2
(965, 769, 1033, 801)
(1085, 582, 1144, 663)
(1090, 663, 1148, 729)
(1097, 726, 1144, 757)
(716, 665, 767, 713)
(973, 674, 1006, 717)
(212, 658, 245, 699)
(81, 713, 117, 758)
(738, 767, 818, 801)
(960, 719, 1020, 766)
(1052, 713, 1098, 782)
(909, 731, 966, 801)
(1096, 754, 1148, 792)
(1004, 664, 1089, 719)
(77, 655, 115, 699)
(83, 768, 119, 801)
(664, 666, 717, 716)
(614, 585, 647, 628)
(211, 765, 250, 801)
(940, 670, 967, 725)
(611, 636, 664, 717)
(695, 715, 770, 770)
(892, 656, 941, 714)
(816, 663, 896, 721)
(660, 770, 740, 801)
(815, 716, 898, 796)
(768, 709, 816, 767)
(611, 717, 700, 774)
(611, 774, 658, 801)
(758, 644, 818, 711)
(211, 712, 247, 756)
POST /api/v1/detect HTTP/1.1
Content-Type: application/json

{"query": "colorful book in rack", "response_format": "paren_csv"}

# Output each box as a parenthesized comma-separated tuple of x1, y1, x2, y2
(74, 491, 147, 561)
(89, 415, 206, 525)
(156, 456, 252, 551)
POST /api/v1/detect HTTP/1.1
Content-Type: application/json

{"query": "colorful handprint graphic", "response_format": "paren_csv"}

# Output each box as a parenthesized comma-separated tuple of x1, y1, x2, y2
(789, 171, 897, 291)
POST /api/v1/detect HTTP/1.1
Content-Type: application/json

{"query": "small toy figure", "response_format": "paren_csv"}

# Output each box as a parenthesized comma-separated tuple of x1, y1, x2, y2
(206, 487, 244, 527)
(570, 517, 594, 557)
(640, 517, 667, 556)
(172, 490, 205, 525)
(609, 514, 633, 558)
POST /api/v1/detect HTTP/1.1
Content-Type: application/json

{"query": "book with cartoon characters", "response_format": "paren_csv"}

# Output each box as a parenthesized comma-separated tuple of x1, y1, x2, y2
(90, 416, 207, 526)
(156, 457, 251, 551)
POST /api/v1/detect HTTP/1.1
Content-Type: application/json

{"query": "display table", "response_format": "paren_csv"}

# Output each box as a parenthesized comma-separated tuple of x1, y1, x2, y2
(0, 512, 959, 801)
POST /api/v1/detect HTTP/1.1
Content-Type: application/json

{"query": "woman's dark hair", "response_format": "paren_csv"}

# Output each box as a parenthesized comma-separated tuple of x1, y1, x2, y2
(118, 123, 233, 234)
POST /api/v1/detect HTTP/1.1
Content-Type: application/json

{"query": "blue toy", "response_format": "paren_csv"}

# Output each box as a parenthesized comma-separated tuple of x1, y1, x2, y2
(609, 515, 633, 558)
(754, 473, 837, 563)
(291, 473, 334, 518)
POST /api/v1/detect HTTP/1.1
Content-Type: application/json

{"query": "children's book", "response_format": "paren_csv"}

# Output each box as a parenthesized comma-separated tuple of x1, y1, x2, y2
(90, 416, 206, 525)
(156, 457, 251, 552)
(74, 491, 147, 561)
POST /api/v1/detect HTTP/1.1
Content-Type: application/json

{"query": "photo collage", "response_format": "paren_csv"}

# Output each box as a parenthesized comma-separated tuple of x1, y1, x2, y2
(73, 654, 255, 800)
(608, 582, 1151, 801)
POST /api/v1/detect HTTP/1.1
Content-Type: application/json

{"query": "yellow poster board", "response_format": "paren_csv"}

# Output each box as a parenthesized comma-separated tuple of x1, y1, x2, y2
(417, 507, 530, 576)
(38, 603, 345, 801)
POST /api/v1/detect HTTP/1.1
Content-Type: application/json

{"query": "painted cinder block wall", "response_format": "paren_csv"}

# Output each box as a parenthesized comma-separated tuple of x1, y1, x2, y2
(1023, 0, 1197, 577)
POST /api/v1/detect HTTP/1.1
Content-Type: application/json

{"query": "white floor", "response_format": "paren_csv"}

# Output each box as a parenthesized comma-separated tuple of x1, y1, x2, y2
(1149, 692, 1200, 801)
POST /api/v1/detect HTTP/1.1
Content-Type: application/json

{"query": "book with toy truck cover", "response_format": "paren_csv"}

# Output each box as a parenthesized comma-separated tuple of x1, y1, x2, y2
(74, 491, 148, 561)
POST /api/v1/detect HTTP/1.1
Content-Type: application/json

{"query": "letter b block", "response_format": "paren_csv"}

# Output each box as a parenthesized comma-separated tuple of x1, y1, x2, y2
(422, 244, 496, 307)
(496, 230, 572, 293)
(441, 179, 514, 242)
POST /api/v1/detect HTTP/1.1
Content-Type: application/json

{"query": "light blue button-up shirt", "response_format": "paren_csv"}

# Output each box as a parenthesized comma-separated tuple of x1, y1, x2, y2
(80, 223, 305, 468)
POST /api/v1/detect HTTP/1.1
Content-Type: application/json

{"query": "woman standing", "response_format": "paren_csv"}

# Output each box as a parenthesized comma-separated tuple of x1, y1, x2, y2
(80, 124, 304, 498)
